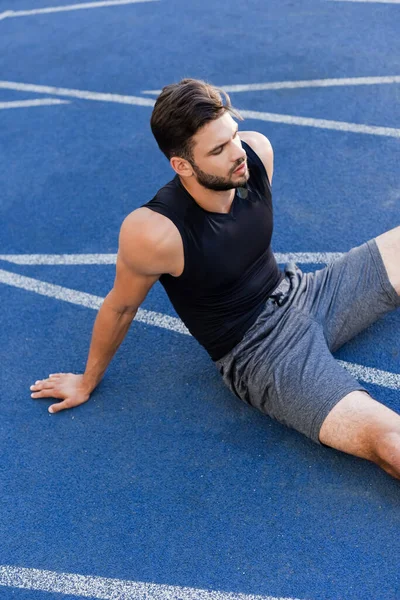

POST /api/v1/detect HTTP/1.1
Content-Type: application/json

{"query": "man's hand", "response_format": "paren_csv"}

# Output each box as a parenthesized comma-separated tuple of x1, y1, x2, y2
(30, 373, 90, 414)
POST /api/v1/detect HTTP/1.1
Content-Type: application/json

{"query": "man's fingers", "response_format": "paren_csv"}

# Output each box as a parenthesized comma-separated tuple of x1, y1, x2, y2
(31, 382, 65, 399)
(30, 373, 87, 413)
(31, 389, 57, 399)
(49, 400, 72, 414)
(30, 381, 55, 392)
(31, 386, 65, 399)
(31, 374, 63, 388)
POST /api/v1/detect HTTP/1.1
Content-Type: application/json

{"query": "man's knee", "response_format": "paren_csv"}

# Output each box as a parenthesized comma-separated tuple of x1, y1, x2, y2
(319, 390, 400, 459)
(371, 430, 400, 479)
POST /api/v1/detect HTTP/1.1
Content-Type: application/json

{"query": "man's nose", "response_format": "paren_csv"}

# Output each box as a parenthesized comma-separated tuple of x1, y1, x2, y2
(231, 143, 246, 164)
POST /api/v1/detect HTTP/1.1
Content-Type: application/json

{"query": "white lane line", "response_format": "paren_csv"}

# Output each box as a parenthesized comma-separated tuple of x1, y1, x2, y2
(0, 253, 119, 265)
(142, 75, 400, 95)
(0, 268, 189, 335)
(0, 11, 13, 20)
(0, 81, 156, 107)
(0, 80, 399, 138)
(337, 361, 400, 389)
(0, 98, 70, 110)
(274, 252, 344, 264)
(0, 252, 345, 265)
(0, 0, 157, 20)
(239, 109, 400, 138)
(331, 0, 400, 3)
(0, 267, 399, 390)
(0, 565, 301, 600)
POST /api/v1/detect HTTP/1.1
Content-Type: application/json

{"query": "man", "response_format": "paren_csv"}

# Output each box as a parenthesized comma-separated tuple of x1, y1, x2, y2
(30, 79, 400, 479)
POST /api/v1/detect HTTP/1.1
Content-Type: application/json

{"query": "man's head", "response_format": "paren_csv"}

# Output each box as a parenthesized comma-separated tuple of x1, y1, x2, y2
(150, 78, 249, 191)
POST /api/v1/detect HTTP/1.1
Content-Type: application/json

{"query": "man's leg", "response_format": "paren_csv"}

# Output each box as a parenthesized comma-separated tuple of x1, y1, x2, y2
(375, 225, 400, 295)
(319, 391, 400, 480)
(314, 228, 400, 478)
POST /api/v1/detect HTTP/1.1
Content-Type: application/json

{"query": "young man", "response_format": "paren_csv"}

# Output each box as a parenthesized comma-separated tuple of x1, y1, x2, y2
(30, 79, 400, 479)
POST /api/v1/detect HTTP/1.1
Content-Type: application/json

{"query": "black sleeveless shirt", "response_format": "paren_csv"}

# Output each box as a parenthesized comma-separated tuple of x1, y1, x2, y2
(143, 141, 283, 361)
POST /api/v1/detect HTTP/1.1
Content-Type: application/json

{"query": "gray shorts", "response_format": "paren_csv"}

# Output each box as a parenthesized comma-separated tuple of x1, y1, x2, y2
(216, 239, 400, 444)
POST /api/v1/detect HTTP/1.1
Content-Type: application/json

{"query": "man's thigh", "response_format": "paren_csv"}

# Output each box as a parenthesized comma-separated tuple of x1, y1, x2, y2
(304, 238, 400, 352)
(225, 310, 368, 444)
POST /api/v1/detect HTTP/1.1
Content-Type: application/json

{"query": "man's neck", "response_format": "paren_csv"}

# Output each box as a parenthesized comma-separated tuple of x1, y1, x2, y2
(179, 176, 235, 214)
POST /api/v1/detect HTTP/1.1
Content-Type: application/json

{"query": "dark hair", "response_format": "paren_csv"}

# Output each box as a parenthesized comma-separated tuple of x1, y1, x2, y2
(150, 78, 243, 161)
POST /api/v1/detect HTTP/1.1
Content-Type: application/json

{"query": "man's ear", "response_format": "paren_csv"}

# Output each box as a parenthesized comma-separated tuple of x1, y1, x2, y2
(170, 156, 194, 177)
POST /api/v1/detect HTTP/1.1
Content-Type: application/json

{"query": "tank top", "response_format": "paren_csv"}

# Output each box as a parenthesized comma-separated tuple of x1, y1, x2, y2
(143, 140, 283, 361)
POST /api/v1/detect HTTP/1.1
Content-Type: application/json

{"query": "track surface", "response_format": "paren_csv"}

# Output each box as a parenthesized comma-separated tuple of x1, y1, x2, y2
(0, 0, 399, 598)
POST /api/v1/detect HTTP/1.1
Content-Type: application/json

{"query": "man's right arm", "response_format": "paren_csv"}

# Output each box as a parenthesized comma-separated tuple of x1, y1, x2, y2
(30, 208, 183, 414)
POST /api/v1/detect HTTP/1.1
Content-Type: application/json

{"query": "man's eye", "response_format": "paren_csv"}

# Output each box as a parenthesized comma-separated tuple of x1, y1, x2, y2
(213, 147, 223, 155)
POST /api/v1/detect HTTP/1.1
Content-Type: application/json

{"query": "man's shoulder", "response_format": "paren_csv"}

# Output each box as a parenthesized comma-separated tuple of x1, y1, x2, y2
(121, 172, 185, 255)
(121, 206, 177, 244)
(240, 131, 274, 183)
(240, 131, 273, 160)
(145, 176, 178, 204)
(118, 207, 182, 276)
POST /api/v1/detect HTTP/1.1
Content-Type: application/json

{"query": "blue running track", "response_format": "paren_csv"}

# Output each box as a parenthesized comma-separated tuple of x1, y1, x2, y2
(0, 0, 399, 598)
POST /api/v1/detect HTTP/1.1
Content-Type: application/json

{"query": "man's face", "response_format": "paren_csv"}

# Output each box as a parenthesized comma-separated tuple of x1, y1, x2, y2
(188, 113, 249, 191)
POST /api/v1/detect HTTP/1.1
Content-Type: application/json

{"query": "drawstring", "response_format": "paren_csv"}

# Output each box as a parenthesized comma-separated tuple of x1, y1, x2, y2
(269, 262, 297, 306)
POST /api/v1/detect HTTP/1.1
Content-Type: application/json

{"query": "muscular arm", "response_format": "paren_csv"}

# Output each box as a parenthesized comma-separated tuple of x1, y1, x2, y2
(81, 208, 183, 392)
(79, 251, 159, 396)
(30, 208, 183, 413)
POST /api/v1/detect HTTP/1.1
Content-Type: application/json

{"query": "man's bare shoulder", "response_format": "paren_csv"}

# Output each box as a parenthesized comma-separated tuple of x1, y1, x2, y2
(240, 130, 273, 154)
(240, 131, 274, 183)
(119, 207, 183, 277)
(121, 207, 178, 243)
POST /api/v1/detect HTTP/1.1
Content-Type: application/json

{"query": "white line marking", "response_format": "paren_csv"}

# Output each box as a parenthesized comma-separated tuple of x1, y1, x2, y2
(0, 11, 13, 20)
(0, 98, 70, 110)
(1, 81, 397, 138)
(141, 75, 400, 95)
(273, 252, 344, 264)
(0, 253, 118, 265)
(337, 361, 400, 390)
(0, 268, 189, 335)
(0, 0, 157, 20)
(0, 81, 156, 107)
(0, 252, 345, 265)
(0, 267, 399, 391)
(239, 109, 400, 138)
(331, 0, 400, 4)
(0, 565, 301, 600)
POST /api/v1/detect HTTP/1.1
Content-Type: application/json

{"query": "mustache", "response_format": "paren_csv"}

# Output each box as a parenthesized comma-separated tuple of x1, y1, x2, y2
(231, 159, 246, 175)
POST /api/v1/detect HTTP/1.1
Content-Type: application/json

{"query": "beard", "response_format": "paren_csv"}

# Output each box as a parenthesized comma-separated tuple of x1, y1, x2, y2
(189, 158, 249, 192)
